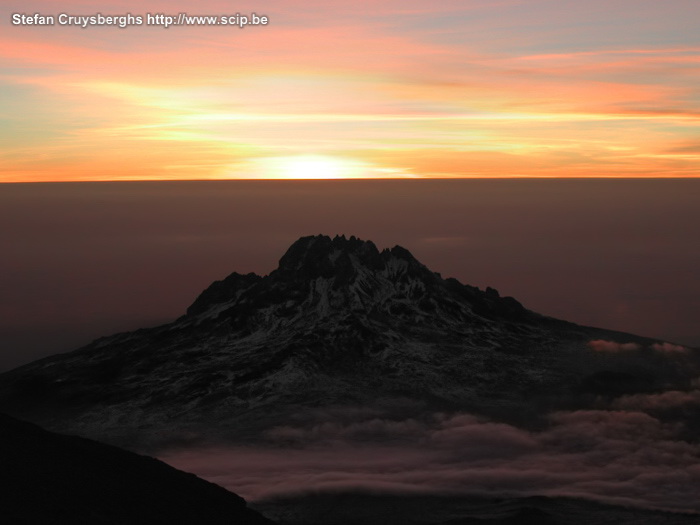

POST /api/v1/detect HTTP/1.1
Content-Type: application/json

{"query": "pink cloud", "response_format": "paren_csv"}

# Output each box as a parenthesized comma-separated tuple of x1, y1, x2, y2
(587, 340, 640, 352)
(652, 342, 690, 354)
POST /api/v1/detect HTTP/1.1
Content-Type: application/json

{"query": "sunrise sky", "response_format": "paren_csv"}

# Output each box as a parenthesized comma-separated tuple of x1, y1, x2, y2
(2, 0, 700, 181)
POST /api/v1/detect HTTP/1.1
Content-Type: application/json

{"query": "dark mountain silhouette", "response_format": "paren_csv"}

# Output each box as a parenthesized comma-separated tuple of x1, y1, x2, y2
(0, 234, 696, 447)
(0, 412, 274, 524)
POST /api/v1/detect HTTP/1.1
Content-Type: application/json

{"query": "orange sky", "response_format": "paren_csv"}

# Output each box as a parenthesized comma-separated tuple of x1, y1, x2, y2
(2, 0, 700, 181)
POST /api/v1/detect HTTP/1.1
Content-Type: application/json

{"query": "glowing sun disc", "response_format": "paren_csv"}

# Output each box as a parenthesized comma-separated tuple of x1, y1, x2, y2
(251, 155, 368, 179)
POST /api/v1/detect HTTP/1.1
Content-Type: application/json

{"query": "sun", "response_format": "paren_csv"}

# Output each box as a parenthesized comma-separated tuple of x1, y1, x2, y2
(273, 155, 355, 179)
(248, 155, 365, 179)
(230, 154, 415, 179)
(279, 156, 353, 179)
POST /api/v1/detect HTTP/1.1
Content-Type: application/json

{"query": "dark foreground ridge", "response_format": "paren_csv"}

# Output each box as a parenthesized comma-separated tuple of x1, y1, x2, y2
(0, 412, 275, 524)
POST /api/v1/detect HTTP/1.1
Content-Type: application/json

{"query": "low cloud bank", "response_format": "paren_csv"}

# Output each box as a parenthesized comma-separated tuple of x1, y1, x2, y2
(160, 409, 700, 514)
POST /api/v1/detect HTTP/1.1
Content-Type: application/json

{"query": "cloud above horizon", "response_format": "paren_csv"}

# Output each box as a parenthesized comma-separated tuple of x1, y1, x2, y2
(2, 0, 700, 181)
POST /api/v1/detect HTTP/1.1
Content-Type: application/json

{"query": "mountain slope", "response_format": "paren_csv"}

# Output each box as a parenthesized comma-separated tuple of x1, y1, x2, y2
(0, 412, 274, 524)
(0, 234, 696, 447)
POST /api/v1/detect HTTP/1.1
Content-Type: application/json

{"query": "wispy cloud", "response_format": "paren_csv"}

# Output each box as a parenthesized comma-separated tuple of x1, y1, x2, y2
(2, 1, 700, 180)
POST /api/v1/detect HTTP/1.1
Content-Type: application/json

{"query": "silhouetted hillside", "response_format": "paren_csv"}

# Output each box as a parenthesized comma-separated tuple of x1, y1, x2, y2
(0, 413, 274, 524)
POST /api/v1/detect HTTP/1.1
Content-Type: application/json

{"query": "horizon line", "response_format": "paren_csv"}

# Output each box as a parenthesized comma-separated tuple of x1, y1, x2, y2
(3, 176, 700, 185)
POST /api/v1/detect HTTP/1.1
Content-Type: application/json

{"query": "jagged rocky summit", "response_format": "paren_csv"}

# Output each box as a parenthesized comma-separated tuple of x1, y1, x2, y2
(187, 234, 532, 325)
(0, 234, 694, 447)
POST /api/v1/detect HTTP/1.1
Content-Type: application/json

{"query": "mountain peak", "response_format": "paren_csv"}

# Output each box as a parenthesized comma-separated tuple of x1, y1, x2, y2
(273, 234, 432, 285)
(277, 234, 383, 276)
(186, 234, 436, 317)
(181, 234, 533, 331)
(0, 233, 677, 457)
(183, 234, 534, 324)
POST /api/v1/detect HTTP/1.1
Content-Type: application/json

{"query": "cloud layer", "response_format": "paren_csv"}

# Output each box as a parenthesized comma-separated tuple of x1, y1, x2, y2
(160, 408, 700, 514)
